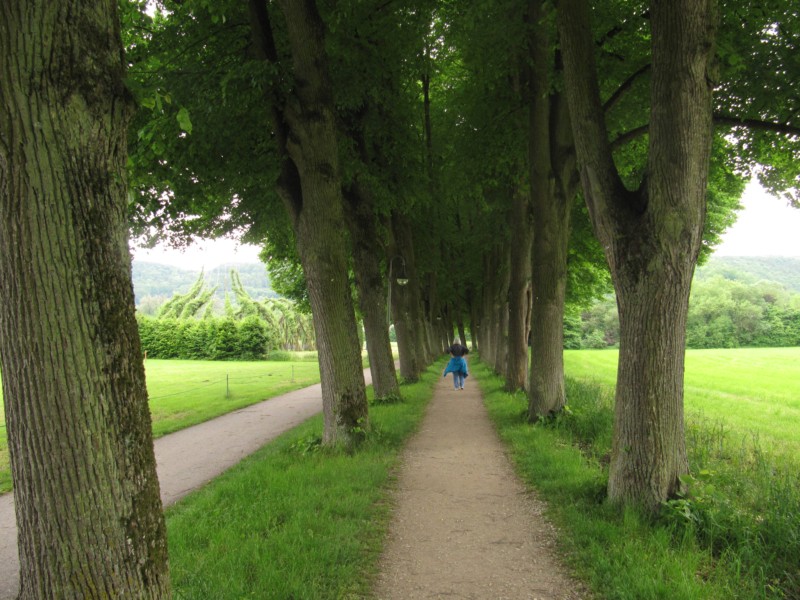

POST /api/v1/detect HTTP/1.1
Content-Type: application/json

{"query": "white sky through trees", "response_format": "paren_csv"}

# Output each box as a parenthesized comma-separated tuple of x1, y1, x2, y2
(714, 180, 800, 258)
(131, 180, 800, 272)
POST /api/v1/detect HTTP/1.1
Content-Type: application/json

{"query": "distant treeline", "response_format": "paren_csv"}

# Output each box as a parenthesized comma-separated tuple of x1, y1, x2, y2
(696, 256, 800, 293)
(132, 261, 276, 306)
(137, 269, 315, 360)
(567, 275, 800, 349)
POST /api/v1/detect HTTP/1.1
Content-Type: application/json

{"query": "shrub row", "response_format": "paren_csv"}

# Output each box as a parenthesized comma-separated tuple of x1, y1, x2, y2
(137, 315, 274, 360)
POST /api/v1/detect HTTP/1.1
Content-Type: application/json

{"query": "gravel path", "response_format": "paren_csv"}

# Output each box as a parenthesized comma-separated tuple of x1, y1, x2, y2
(373, 372, 586, 600)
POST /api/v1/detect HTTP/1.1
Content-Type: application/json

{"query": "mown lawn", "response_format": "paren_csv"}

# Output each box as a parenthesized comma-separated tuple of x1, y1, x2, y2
(0, 358, 322, 494)
(564, 347, 800, 455)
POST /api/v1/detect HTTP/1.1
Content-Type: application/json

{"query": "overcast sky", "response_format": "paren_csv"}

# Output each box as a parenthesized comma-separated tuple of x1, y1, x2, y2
(713, 180, 800, 257)
(131, 180, 800, 272)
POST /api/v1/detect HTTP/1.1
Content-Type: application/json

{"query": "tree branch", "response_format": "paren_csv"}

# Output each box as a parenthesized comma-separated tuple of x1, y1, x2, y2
(609, 114, 800, 151)
(603, 63, 650, 114)
(247, 0, 303, 224)
(713, 114, 800, 138)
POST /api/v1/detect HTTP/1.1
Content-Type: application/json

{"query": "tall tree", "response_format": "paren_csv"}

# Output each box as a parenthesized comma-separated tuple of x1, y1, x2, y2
(557, 0, 718, 509)
(0, 0, 170, 596)
(251, 0, 369, 446)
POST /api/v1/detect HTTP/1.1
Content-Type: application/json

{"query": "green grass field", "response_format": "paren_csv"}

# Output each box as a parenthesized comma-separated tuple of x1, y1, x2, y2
(0, 358, 322, 494)
(482, 350, 800, 599)
(564, 347, 800, 456)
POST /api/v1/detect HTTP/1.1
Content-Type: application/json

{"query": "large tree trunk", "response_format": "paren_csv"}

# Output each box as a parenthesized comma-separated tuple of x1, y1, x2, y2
(528, 182, 571, 418)
(275, 0, 368, 446)
(390, 212, 427, 381)
(343, 185, 400, 400)
(506, 184, 533, 392)
(526, 0, 579, 419)
(528, 0, 563, 417)
(558, 0, 717, 509)
(479, 252, 499, 367)
(492, 249, 511, 377)
(0, 1, 170, 596)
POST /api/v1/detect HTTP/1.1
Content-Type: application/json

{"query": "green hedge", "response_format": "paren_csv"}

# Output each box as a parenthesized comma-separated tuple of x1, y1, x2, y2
(137, 315, 273, 361)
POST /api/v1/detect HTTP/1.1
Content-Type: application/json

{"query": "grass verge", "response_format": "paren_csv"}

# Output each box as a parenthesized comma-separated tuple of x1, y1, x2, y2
(166, 362, 441, 599)
(475, 359, 800, 600)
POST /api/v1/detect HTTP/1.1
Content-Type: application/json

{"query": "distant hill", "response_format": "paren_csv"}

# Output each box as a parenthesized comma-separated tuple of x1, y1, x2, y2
(132, 261, 275, 304)
(696, 256, 800, 292)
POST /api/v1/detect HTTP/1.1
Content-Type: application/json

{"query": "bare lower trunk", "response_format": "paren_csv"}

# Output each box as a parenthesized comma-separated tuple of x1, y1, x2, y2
(609, 267, 692, 507)
(479, 249, 501, 367)
(277, 0, 368, 446)
(0, 1, 170, 596)
(344, 186, 399, 400)
(528, 184, 571, 418)
(457, 321, 468, 349)
(493, 251, 511, 377)
(391, 274, 420, 382)
(390, 212, 426, 380)
(506, 186, 533, 392)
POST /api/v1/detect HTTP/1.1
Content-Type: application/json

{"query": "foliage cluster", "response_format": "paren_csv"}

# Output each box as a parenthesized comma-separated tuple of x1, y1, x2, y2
(165, 363, 441, 599)
(567, 274, 800, 350)
(478, 359, 800, 599)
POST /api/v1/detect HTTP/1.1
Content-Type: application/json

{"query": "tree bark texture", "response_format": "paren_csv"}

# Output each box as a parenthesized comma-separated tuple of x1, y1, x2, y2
(0, 1, 171, 596)
(478, 251, 499, 367)
(505, 183, 532, 392)
(343, 185, 399, 400)
(277, 0, 368, 446)
(558, 0, 717, 509)
(492, 250, 511, 377)
(389, 212, 426, 381)
(527, 3, 578, 418)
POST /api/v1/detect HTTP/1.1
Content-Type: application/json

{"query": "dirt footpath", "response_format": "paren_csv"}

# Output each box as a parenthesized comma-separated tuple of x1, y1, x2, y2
(373, 373, 586, 600)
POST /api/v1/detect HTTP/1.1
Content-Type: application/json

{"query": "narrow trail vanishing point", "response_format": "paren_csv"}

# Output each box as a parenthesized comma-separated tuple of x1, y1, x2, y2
(374, 370, 586, 600)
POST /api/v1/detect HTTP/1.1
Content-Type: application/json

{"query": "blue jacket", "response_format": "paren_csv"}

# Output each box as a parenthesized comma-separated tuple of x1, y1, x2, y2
(443, 356, 468, 377)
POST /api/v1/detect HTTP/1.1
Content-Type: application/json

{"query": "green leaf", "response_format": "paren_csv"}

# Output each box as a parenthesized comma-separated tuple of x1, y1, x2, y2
(176, 107, 193, 135)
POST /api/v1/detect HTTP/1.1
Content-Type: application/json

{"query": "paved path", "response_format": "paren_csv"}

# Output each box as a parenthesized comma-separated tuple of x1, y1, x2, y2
(0, 369, 379, 599)
(373, 373, 586, 599)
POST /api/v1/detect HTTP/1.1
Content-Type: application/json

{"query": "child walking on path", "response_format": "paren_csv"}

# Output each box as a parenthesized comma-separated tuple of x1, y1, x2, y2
(443, 337, 469, 390)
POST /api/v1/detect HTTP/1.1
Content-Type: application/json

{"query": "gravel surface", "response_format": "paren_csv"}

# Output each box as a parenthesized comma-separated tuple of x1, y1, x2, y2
(373, 373, 588, 600)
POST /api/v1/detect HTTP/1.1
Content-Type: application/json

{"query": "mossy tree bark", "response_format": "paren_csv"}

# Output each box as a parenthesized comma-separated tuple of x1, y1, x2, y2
(527, 0, 580, 419)
(343, 184, 400, 400)
(558, 0, 717, 509)
(250, 0, 368, 446)
(0, 1, 170, 596)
